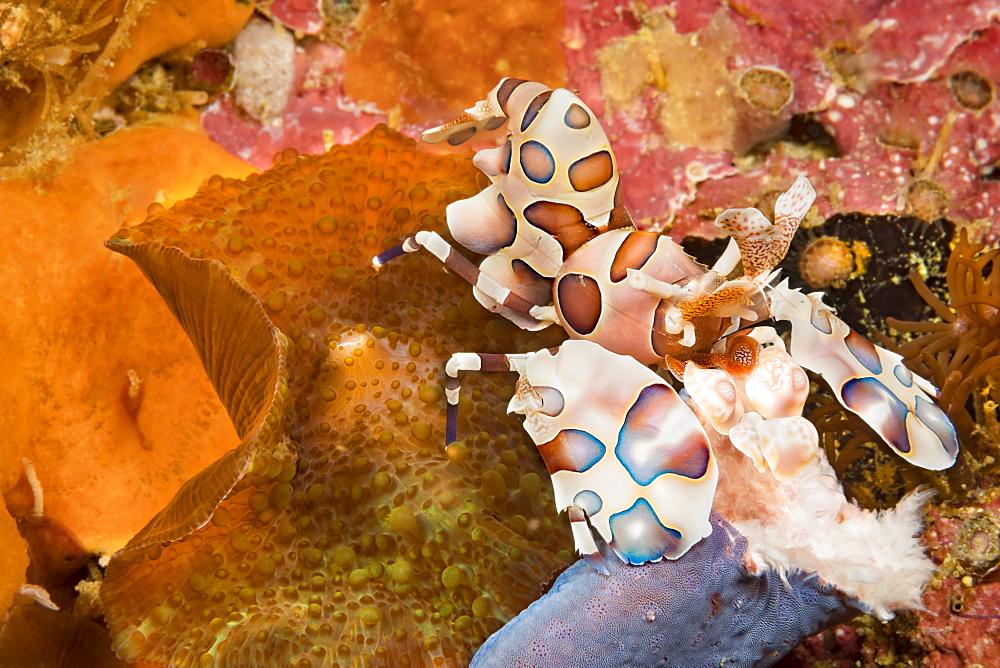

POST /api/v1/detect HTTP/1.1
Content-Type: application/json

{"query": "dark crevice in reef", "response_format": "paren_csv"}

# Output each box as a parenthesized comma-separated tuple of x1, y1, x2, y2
(747, 113, 844, 161)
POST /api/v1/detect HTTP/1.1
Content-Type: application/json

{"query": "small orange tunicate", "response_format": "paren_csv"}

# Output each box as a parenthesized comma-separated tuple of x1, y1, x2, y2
(798, 236, 855, 289)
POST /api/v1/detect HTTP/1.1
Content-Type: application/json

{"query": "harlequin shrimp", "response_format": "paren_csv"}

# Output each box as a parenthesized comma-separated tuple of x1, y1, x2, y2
(374, 77, 958, 467)
(448, 340, 717, 569)
(371, 77, 959, 566)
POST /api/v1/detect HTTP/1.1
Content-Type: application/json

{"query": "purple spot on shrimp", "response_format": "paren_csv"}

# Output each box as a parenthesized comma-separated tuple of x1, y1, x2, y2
(913, 395, 960, 456)
(534, 386, 565, 417)
(844, 329, 882, 375)
(616, 384, 710, 485)
(842, 377, 910, 454)
(809, 307, 834, 334)
(573, 490, 603, 516)
(893, 363, 914, 387)
(608, 498, 682, 564)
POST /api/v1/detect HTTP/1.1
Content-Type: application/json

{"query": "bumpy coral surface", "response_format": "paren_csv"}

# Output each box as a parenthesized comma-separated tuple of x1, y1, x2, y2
(101, 125, 571, 666)
(915, 487, 1000, 666)
(572, 0, 1000, 236)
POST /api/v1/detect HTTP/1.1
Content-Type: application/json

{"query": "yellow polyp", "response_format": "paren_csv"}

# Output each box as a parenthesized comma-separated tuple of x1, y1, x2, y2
(441, 565, 466, 589)
(410, 422, 432, 441)
(332, 546, 356, 569)
(389, 561, 414, 584)
(349, 569, 369, 588)
(270, 483, 292, 508)
(277, 459, 297, 483)
(264, 291, 287, 312)
(230, 533, 252, 554)
(151, 606, 171, 626)
(418, 384, 442, 404)
(188, 571, 209, 592)
(248, 492, 270, 512)
(247, 265, 269, 284)
(471, 596, 492, 618)
(331, 267, 354, 285)
(305, 484, 325, 504)
(388, 507, 416, 533)
(302, 548, 323, 567)
(254, 557, 277, 578)
(480, 470, 505, 496)
(359, 606, 381, 626)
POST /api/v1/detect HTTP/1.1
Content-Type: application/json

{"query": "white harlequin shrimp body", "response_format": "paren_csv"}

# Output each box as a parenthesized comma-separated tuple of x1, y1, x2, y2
(449, 340, 717, 567)
(372, 77, 960, 574)
(552, 230, 743, 362)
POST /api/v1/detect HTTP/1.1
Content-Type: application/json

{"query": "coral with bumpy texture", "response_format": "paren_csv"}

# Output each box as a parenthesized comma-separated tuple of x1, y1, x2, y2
(471, 513, 864, 667)
(101, 125, 571, 666)
(563, 0, 1000, 237)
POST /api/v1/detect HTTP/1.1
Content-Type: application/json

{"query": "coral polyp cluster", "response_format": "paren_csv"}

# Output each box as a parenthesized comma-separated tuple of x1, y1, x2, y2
(100, 125, 570, 666)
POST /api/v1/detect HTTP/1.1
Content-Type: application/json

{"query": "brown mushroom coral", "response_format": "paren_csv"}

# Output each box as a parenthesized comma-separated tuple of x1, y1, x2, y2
(101, 125, 570, 666)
